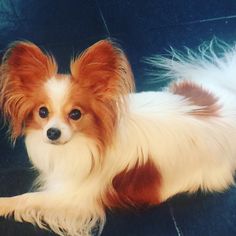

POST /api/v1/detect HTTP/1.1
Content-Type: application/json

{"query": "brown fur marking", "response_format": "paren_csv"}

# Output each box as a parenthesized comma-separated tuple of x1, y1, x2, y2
(106, 159, 162, 209)
(171, 81, 220, 117)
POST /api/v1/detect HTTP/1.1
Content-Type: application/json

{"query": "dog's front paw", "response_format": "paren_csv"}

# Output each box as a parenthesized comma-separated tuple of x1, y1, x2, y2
(0, 197, 15, 218)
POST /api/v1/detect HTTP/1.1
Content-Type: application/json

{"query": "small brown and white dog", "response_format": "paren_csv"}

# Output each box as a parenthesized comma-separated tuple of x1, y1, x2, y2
(0, 39, 236, 236)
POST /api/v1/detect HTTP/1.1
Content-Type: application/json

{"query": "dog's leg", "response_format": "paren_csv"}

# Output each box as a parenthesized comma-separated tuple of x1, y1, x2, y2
(0, 192, 104, 236)
(0, 192, 55, 218)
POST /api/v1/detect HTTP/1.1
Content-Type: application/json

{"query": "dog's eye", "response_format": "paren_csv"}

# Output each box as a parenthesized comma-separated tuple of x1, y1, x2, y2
(69, 109, 81, 120)
(39, 106, 49, 118)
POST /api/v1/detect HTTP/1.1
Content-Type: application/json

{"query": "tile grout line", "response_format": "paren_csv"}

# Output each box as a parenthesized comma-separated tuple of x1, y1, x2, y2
(9, 0, 20, 20)
(168, 203, 183, 236)
(180, 14, 236, 25)
(94, 0, 111, 38)
(145, 14, 236, 31)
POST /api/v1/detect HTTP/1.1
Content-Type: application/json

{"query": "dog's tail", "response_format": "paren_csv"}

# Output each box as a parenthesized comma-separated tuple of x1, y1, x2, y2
(145, 38, 236, 91)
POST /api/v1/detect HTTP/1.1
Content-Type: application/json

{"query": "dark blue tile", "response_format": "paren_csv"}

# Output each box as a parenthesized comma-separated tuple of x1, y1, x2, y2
(1, 1, 236, 235)
(0, 119, 28, 169)
(169, 188, 236, 236)
(0, 0, 108, 71)
(0, 218, 56, 236)
(102, 203, 177, 236)
(97, 0, 236, 91)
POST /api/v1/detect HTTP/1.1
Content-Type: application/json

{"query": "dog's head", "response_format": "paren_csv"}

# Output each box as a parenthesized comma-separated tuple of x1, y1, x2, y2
(0, 40, 134, 152)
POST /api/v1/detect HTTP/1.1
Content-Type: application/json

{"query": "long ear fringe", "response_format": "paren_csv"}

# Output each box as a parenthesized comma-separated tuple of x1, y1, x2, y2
(145, 38, 235, 84)
(0, 41, 57, 141)
(70, 40, 135, 115)
(70, 39, 135, 96)
(70, 40, 135, 151)
(1, 41, 57, 82)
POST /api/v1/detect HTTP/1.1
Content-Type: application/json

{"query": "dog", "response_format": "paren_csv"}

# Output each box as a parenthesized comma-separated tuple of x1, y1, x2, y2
(0, 39, 236, 236)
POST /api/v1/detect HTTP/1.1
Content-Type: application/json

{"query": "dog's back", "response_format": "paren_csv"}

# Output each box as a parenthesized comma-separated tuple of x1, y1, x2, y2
(124, 40, 236, 200)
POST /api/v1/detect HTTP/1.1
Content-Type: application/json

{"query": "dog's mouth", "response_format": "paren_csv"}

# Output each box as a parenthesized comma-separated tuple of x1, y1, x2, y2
(43, 138, 69, 145)
(47, 140, 68, 145)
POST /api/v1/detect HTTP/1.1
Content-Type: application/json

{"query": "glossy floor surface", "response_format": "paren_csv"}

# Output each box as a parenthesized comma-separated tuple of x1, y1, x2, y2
(1, 0, 236, 235)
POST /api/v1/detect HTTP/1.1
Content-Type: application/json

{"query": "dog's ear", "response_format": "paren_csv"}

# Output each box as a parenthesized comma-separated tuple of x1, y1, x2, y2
(0, 41, 57, 140)
(1, 41, 57, 88)
(70, 40, 135, 151)
(70, 40, 134, 101)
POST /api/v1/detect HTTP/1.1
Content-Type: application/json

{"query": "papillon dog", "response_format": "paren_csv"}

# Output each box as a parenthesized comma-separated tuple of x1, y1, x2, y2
(0, 39, 236, 236)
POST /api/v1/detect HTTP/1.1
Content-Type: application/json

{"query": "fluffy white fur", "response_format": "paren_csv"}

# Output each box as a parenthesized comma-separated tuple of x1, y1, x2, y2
(1, 40, 236, 236)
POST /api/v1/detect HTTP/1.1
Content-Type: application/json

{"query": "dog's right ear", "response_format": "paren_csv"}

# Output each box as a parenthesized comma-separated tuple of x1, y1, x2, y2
(0, 41, 57, 140)
(1, 41, 57, 88)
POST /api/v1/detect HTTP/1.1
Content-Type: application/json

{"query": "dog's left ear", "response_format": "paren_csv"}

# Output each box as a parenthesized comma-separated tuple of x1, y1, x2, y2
(70, 40, 134, 101)
(70, 40, 134, 150)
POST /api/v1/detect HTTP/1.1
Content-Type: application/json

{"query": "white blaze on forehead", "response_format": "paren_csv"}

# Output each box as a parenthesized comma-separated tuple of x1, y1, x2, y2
(44, 76, 71, 111)
(43, 76, 73, 144)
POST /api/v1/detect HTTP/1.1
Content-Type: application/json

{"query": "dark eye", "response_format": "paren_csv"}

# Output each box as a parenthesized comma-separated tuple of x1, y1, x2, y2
(39, 106, 49, 118)
(69, 109, 82, 120)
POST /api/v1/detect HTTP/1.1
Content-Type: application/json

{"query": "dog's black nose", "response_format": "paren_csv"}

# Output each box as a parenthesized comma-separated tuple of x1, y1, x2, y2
(47, 128, 61, 141)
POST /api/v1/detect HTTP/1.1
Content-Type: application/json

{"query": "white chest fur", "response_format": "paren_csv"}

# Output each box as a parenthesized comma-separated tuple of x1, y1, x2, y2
(25, 131, 98, 192)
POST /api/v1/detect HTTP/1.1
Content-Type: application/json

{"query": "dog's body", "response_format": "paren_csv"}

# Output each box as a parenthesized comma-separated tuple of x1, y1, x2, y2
(1, 40, 236, 236)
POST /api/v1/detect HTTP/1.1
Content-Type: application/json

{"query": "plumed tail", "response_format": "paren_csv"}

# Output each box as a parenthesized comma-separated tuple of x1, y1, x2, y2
(145, 38, 236, 87)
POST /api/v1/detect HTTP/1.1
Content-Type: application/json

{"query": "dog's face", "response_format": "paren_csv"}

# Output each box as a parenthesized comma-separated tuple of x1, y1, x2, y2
(0, 40, 134, 150)
(30, 75, 82, 145)
(29, 74, 109, 145)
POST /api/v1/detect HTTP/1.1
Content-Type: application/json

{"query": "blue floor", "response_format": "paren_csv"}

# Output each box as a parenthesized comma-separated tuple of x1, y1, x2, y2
(1, 0, 236, 235)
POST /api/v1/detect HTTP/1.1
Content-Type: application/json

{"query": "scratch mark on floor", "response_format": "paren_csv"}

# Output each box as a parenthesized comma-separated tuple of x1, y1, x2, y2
(147, 14, 236, 31)
(180, 14, 236, 25)
(168, 203, 183, 236)
(95, 0, 111, 38)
